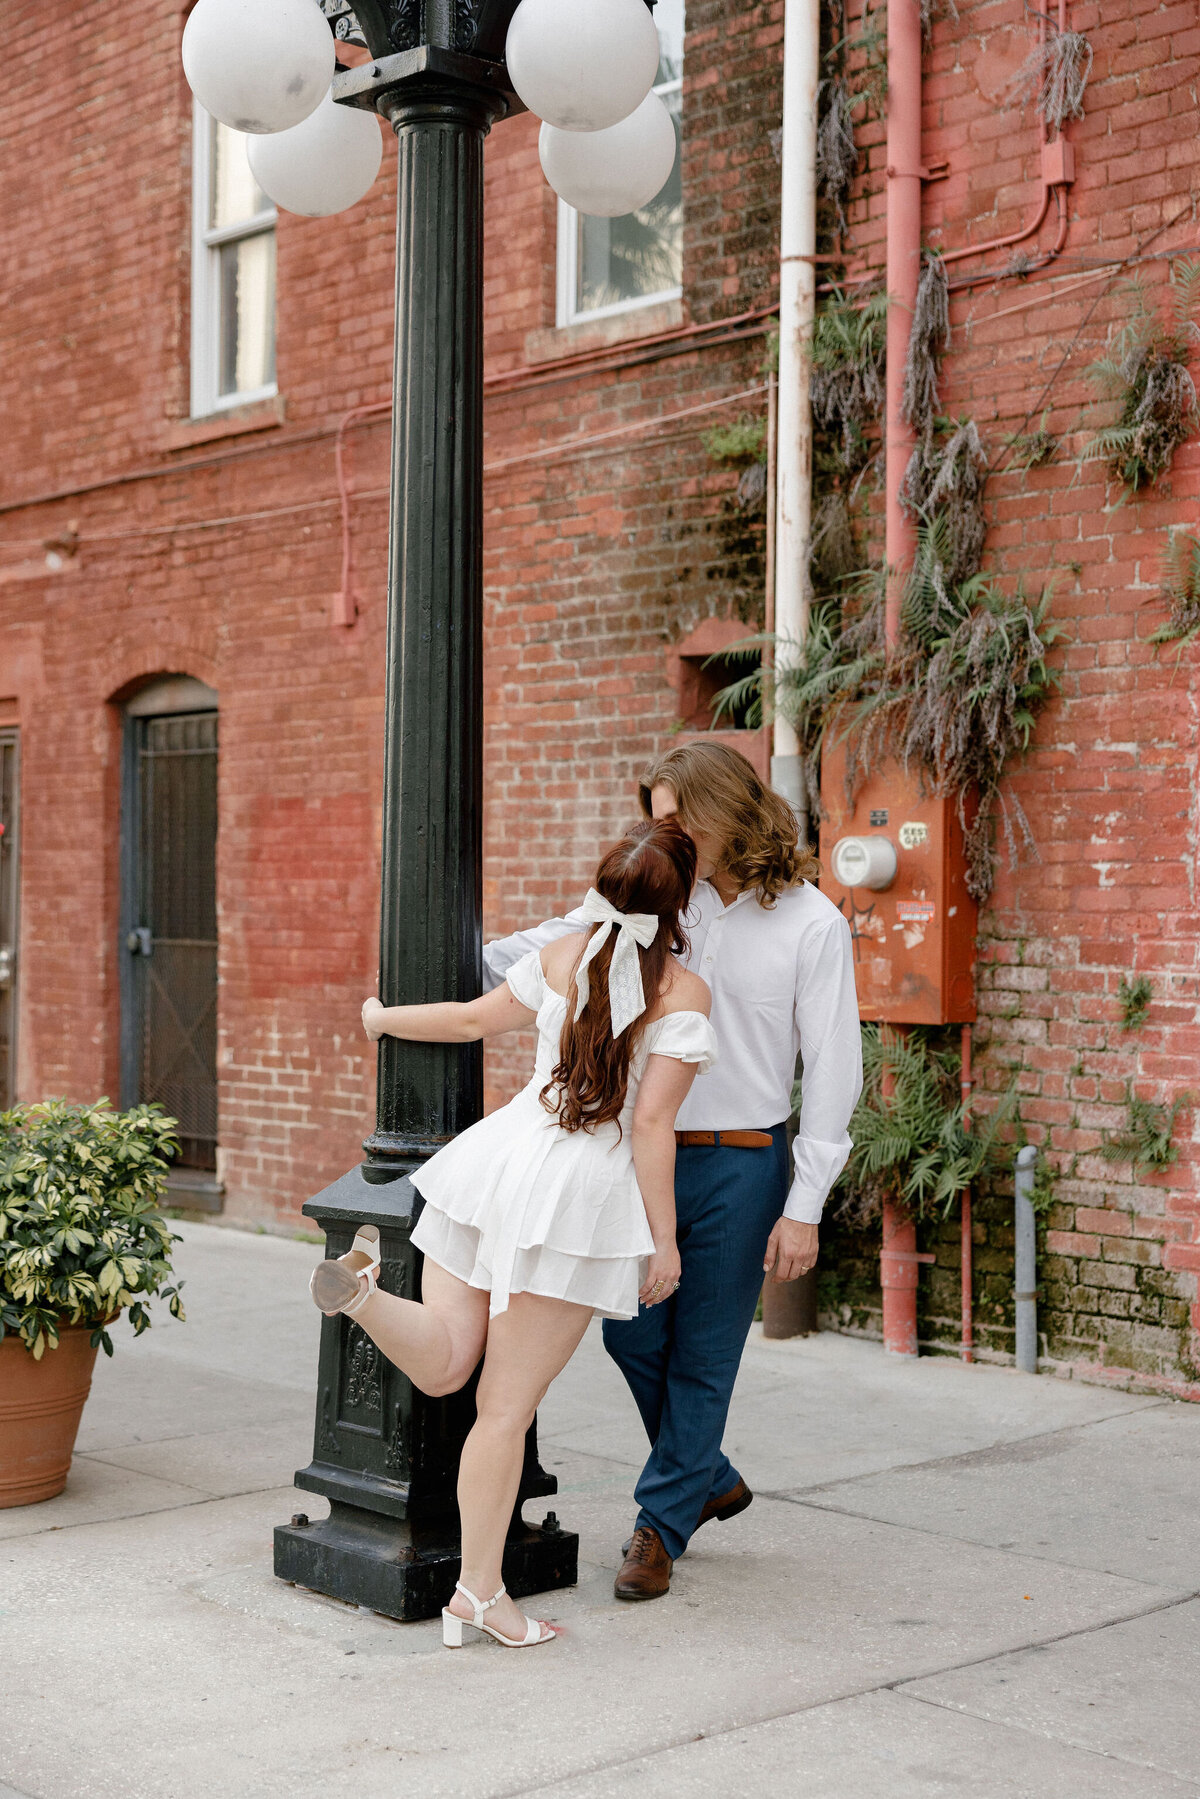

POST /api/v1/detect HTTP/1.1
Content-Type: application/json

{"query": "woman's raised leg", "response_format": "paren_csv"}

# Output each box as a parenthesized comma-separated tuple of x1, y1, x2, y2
(343, 1258, 490, 1399)
(449, 1291, 593, 1644)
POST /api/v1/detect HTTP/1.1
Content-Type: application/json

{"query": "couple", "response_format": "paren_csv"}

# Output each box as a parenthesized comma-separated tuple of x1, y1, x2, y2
(310, 741, 861, 1650)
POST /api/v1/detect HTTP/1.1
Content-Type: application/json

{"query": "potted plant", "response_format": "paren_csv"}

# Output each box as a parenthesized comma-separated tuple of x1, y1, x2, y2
(0, 1099, 185, 1508)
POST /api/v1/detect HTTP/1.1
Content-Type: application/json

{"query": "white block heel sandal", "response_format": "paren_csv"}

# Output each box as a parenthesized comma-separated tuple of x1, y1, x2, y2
(308, 1226, 381, 1319)
(442, 1582, 556, 1649)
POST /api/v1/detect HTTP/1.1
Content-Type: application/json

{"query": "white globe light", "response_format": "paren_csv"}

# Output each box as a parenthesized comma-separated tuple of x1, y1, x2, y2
(507, 0, 660, 132)
(248, 92, 383, 217)
(539, 94, 677, 218)
(182, 0, 335, 135)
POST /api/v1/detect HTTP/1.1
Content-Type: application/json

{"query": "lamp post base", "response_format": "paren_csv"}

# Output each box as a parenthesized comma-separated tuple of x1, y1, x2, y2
(275, 1504, 579, 1624)
(277, 1163, 579, 1623)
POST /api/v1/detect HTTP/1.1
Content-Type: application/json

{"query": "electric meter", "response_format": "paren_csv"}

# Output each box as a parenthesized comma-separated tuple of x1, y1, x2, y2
(831, 834, 898, 891)
(819, 744, 978, 1024)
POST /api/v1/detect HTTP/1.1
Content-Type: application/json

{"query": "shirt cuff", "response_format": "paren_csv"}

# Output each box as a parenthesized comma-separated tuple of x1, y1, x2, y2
(783, 1132, 853, 1225)
(783, 1183, 826, 1225)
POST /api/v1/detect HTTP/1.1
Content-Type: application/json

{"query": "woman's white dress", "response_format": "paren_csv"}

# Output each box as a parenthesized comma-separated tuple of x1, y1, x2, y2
(409, 947, 718, 1320)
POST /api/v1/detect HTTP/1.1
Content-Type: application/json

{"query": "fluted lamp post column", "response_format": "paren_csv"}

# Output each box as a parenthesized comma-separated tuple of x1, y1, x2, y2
(272, 0, 578, 1622)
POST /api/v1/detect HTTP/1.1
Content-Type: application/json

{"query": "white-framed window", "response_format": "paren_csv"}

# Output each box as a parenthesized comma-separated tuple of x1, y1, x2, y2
(555, 0, 684, 327)
(190, 102, 277, 418)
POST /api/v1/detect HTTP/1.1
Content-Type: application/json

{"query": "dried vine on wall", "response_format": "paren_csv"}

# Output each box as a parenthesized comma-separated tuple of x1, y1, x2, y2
(1079, 259, 1200, 493)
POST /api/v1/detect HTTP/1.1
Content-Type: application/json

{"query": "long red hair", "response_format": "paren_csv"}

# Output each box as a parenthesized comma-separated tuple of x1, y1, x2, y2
(540, 819, 697, 1134)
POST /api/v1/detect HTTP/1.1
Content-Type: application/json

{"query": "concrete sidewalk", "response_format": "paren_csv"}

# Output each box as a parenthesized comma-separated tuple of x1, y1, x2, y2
(1, 1220, 1197, 1799)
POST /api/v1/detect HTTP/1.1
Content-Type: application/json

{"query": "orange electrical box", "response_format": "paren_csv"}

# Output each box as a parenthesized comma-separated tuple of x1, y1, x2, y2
(818, 743, 978, 1024)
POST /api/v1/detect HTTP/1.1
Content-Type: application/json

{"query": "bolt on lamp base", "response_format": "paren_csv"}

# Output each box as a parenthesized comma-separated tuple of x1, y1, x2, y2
(275, 1504, 578, 1624)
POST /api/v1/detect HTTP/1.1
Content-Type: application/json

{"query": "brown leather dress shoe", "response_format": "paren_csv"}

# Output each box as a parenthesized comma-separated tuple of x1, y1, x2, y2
(620, 1479, 753, 1558)
(697, 1476, 753, 1528)
(613, 1525, 673, 1601)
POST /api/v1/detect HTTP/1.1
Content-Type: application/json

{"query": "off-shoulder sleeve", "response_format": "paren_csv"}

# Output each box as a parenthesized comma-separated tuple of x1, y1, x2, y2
(645, 1010, 719, 1076)
(505, 947, 546, 1012)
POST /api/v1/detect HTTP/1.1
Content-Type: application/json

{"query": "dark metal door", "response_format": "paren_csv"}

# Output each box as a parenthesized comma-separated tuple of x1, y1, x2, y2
(0, 731, 19, 1107)
(124, 712, 218, 1168)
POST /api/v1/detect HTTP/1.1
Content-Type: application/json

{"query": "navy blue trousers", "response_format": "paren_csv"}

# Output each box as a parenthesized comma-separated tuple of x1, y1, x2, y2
(601, 1125, 790, 1561)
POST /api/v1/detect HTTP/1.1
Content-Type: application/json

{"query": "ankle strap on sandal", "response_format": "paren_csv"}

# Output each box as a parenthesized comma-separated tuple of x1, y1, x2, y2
(455, 1581, 505, 1623)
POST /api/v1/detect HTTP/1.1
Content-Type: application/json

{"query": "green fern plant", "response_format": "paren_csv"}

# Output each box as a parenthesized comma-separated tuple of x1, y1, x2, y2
(1149, 528, 1200, 651)
(1117, 974, 1153, 1032)
(811, 285, 889, 471)
(1079, 259, 1200, 492)
(1004, 409, 1058, 472)
(1099, 1086, 1192, 1175)
(830, 1026, 1015, 1227)
(842, 0, 888, 118)
(710, 522, 1063, 899)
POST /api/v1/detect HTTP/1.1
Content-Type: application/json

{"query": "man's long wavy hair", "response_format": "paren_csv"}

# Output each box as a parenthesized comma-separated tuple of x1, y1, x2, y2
(637, 740, 818, 903)
(540, 819, 697, 1135)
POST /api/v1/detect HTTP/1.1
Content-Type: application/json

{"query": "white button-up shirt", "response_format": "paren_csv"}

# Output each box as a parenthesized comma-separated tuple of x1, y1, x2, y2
(483, 879, 862, 1224)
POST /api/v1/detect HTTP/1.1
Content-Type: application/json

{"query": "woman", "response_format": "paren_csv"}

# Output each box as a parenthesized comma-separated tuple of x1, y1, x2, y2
(309, 818, 715, 1650)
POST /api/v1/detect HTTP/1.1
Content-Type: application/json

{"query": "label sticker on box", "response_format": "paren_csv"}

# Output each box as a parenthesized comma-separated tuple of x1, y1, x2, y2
(898, 821, 929, 849)
(897, 900, 936, 924)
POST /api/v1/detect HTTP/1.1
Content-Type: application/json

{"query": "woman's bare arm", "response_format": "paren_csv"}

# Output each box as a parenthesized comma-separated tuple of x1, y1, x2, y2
(631, 1052, 699, 1303)
(362, 980, 535, 1044)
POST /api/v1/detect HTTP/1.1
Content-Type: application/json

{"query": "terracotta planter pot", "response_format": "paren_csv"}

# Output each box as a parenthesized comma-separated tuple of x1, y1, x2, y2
(0, 1325, 100, 1508)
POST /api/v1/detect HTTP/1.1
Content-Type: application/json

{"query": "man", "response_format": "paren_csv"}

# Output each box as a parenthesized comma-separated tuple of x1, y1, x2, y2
(483, 740, 862, 1599)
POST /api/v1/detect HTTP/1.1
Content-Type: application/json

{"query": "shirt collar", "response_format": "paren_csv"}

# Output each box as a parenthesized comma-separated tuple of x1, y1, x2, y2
(694, 878, 759, 916)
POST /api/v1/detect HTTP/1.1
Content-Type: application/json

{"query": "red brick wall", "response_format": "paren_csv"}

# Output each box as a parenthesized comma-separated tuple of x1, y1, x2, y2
(2, 1, 1198, 1389)
(816, 0, 1200, 1388)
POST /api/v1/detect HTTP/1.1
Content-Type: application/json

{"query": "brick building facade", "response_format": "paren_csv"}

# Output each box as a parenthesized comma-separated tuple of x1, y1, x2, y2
(2, 0, 1198, 1393)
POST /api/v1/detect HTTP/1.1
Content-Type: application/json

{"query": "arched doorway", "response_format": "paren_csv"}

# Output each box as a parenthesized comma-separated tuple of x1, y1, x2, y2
(120, 676, 221, 1209)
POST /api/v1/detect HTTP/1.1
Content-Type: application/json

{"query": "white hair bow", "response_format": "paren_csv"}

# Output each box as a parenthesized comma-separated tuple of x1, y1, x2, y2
(573, 888, 660, 1038)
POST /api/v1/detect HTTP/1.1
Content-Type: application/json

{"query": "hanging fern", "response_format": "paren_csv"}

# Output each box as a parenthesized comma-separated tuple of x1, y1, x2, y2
(816, 76, 858, 235)
(842, 0, 888, 120)
(1005, 410, 1059, 471)
(811, 489, 861, 590)
(811, 285, 889, 470)
(1149, 528, 1200, 650)
(1017, 19, 1093, 131)
(899, 534, 1064, 897)
(713, 519, 1064, 899)
(900, 416, 989, 588)
(830, 1025, 1014, 1228)
(1079, 260, 1200, 492)
(902, 255, 951, 447)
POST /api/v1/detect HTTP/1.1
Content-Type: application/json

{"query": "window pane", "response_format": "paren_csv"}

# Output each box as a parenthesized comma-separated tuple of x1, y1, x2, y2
(218, 231, 276, 396)
(575, 88, 682, 313)
(654, 0, 684, 85)
(210, 120, 269, 230)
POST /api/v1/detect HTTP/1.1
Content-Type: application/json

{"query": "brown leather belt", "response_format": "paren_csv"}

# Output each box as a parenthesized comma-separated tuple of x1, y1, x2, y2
(675, 1129, 775, 1150)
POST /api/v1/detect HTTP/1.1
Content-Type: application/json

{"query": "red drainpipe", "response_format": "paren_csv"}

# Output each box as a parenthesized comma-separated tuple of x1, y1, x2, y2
(879, 0, 925, 1354)
(961, 1022, 974, 1363)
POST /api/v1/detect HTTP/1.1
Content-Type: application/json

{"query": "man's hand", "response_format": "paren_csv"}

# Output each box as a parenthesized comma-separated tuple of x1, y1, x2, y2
(763, 1218, 819, 1283)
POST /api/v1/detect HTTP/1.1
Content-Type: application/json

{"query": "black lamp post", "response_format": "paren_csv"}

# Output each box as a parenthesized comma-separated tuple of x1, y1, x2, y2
(272, 0, 583, 1623)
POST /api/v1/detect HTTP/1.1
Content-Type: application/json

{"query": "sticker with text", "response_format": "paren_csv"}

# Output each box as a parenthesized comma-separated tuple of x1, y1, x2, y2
(896, 900, 936, 924)
(898, 821, 929, 849)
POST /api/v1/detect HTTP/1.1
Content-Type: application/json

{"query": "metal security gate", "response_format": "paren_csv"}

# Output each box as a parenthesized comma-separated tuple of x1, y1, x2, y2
(123, 711, 218, 1170)
(0, 731, 19, 1108)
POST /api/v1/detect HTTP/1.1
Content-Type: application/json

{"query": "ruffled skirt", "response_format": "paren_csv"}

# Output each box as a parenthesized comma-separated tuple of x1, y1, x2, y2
(409, 1084, 652, 1320)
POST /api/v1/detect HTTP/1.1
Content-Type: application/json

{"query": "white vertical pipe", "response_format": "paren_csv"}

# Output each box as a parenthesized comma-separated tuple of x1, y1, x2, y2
(771, 0, 821, 815)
